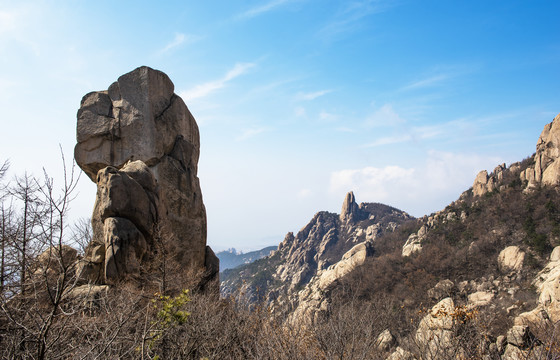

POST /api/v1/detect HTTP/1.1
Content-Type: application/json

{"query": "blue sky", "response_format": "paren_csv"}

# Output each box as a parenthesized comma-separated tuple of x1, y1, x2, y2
(0, 0, 558, 251)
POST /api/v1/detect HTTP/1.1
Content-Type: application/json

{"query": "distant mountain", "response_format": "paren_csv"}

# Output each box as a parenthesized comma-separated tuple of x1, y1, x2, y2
(221, 193, 413, 302)
(217, 246, 277, 271)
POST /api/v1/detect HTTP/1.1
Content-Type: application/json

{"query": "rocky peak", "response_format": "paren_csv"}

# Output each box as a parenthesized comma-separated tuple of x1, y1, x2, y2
(75, 66, 218, 291)
(340, 191, 360, 223)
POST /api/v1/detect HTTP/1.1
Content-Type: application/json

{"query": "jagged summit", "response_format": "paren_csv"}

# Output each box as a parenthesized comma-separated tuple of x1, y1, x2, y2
(222, 192, 413, 308)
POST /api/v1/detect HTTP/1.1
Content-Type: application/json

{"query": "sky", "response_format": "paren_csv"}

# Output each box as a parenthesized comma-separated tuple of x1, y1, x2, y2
(0, 0, 559, 252)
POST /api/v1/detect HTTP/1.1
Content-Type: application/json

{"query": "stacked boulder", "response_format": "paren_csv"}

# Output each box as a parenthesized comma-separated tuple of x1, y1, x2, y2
(74, 66, 218, 289)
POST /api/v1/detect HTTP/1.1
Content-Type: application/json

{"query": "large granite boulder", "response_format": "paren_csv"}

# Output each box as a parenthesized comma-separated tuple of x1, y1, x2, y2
(318, 241, 374, 290)
(75, 66, 217, 289)
(498, 246, 525, 273)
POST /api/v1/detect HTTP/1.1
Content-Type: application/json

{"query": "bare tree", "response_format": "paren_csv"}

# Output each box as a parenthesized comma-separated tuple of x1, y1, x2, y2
(9, 172, 44, 295)
(70, 217, 92, 256)
(0, 160, 11, 294)
(0, 151, 82, 359)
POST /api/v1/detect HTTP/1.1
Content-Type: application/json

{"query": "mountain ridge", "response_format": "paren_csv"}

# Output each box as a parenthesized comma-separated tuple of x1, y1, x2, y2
(217, 246, 276, 271)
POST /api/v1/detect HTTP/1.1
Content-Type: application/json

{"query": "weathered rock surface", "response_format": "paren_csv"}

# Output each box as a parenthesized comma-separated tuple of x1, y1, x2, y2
(531, 113, 560, 186)
(498, 246, 525, 273)
(318, 241, 374, 290)
(75, 66, 217, 289)
(474, 113, 560, 196)
(402, 226, 426, 257)
(376, 329, 396, 352)
(386, 346, 415, 360)
(467, 291, 495, 307)
(415, 297, 457, 359)
(36, 245, 78, 273)
(427, 279, 455, 301)
(75, 66, 198, 181)
(515, 246, 560, 330)
(340, 191, 361, 223)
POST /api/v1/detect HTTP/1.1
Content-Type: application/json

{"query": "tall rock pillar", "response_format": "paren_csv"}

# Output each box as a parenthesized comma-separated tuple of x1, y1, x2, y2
(74, 66, 218, 290)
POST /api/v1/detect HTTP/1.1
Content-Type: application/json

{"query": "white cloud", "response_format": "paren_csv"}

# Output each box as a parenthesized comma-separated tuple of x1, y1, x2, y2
(179, 62, 255, 100)
(330, 166, 415, 200)
(329, 150, 503, 216)
(297, 89, 333, 101)
(235, 127, 269, 141)
(237, 0, 298, 19)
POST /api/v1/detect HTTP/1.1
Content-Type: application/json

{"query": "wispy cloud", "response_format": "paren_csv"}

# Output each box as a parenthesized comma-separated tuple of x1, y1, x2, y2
(0, 10, 18, 35)
(362, 104, 478, 148)
(296, 89, 333, 101)
(362, 134, 412, 147)
(319, 111, 337, 122)
(335, 126, 356, 133)
(362, 119, 468, 148)
(180, 63, 255, 100)
(237, 0, 297, 20)
(235, 127, 270, 141)
(399, 64, 480, 92)
(318, 0, 393, 40)
(401, 74, 450, 91)
(158, 33, 198, 54)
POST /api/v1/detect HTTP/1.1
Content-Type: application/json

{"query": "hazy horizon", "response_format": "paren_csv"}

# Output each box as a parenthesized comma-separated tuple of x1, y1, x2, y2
(0, 0, 558, 252)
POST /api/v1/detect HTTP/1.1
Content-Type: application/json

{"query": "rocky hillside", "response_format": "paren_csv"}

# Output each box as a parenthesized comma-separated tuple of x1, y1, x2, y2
(222, 113, 560, 359)
(303, 113, 560, 358)
(217, 246, 276, 271)
(221, 192, 413, 304)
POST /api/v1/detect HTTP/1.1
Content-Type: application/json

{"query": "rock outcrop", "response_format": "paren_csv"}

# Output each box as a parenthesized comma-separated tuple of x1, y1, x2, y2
(473, 113, 560, 196)
(472, 163, 507, 197)
(523, 113, 560, 187)
(75, 66, 217, 289)
(318, 241, 374, 290)
(514, 246, 560, 328)
(340, 191, 361, 223)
